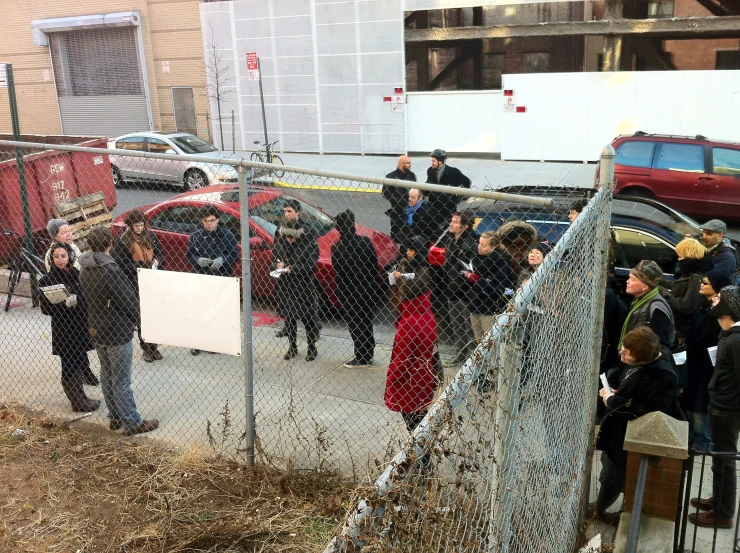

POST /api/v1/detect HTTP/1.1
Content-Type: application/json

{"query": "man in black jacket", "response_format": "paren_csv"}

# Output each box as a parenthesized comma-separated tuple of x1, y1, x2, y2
(425, 149, 471, 223)
(384, 155, 416, 245)
(438, 210, 478, 366)
(701, 219, 737, 276)
(186, 205, 239, 278)
(331, 210, 380, 368)
(396, 188, 437, 249)
(79, 227, 159, 437)
(595, 326, 678, 520)
(690, 285, 740, 529)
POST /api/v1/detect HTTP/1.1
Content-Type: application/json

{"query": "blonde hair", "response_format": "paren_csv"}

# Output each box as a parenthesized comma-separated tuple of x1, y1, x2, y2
(480, 230, 498, 248)
(675, 238, 707, 260)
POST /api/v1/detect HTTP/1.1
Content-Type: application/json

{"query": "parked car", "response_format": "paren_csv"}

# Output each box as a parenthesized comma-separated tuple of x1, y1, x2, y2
(108, 132, 239, 190)
(460, 189, 738, 292)
(111, 185, 400, 309)
(595, 132, 740, 219)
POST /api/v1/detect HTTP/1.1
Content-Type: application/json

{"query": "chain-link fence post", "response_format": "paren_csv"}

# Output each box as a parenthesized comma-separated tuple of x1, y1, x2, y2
(238, 164, 256, 466)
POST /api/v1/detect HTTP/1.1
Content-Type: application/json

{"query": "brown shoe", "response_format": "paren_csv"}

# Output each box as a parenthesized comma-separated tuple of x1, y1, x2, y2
(688, 510, 732, 529)
(123, 419, 159, 436)
(109, 420, 122, 431)
(690, 497, 714, 511)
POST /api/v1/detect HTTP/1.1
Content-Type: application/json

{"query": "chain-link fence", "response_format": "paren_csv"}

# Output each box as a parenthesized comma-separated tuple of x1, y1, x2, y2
(324, 163, 615, 552)
(0, 139, 608, 501)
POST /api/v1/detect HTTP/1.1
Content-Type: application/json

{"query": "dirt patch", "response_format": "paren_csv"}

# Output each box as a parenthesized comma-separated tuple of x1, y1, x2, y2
(0, 403, 351, 552)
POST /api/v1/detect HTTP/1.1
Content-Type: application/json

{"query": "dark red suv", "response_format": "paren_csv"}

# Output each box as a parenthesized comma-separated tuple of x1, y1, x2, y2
(596, 132, 740, 219)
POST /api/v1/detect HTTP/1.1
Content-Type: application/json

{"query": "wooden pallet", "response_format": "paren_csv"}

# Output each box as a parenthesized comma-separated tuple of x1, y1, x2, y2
(53, 192, 113, 251)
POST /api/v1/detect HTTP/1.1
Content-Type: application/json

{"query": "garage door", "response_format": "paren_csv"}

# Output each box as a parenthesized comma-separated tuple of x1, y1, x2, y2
(50, 27, 151, 136)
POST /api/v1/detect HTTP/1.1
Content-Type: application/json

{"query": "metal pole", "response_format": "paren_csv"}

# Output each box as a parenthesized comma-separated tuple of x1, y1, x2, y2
(238, 165, 255, 466)
(232, 110, 236, 154)
(257, 56, 269, 157)
(579, 144, 615, 524)
(625, 455, 649, 553)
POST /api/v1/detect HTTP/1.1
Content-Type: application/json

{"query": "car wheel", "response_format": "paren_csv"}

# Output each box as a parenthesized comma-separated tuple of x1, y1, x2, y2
(619, 187, 654, 200)
(185, 169, 208, 191)
(111, 166, 124, 188)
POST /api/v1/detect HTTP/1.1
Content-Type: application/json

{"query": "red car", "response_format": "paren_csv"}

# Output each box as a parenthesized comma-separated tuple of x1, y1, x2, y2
(596, 132, 740, 219)
(112, 185, 400, 308)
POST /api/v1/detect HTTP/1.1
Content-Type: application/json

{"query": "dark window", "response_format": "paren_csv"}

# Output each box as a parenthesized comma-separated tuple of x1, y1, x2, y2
(653, 143, 705, 173)
(250, 197, 334, 238)
(150, 206, 202, 235)
(615, 141, 655, 168)
(218, 212, 252, 242)
(612, 228, 677, 275)
(712, 147, 740, 176)
(522, 52, 549, 72)
(170, 135, 218, 154)
(716, 50, 740, 70)
(116, 136, 144, 151)
(146, 138, 174, 154)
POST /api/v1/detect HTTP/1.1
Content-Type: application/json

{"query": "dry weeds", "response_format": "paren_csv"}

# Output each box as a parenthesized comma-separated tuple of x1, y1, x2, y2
(0, 403, 351, 553)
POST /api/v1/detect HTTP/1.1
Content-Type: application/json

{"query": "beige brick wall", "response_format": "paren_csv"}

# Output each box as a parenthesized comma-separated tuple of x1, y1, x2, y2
(0, 0, 209, 138)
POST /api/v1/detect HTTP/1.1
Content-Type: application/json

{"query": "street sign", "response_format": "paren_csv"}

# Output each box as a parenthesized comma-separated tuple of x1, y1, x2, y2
(391, 95, 404, 112)
(503, 89, 516, 112)
(246, 52, 259, 81)
(0, 63, 7, 88)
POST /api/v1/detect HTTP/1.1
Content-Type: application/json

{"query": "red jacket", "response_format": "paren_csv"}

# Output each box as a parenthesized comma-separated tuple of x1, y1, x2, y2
(384, 291, 439, 413)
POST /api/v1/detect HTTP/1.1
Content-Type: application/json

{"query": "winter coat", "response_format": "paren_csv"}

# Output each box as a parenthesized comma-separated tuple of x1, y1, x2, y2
(425, 164, 471, 221)
(396, 200, 438, 247)
(385, 291, 439, 414)
(707, 325, 740, 413)
(113, 231, 165, 289)
(186, 226, 239, 277)
(467, 250, 510, 315)
(597, 348, 679, 468)
(496, 220, 539, 282)
(682, 302, 720, 412)
(45, 242, 82, 272)
(709, 242, 737, 276)
(602, 288, 627, 372)
(391, 255, 432, 306)
(669, 256, 712, 340)
(39, 266, 94, 357)
(383, 168, 416, 222)
(272, 229, 320, 319)
(331, 233, 381, 309)
(438, 229, 478, 301)
(626, 291, 676, 350)
(79, 251, 141, 347)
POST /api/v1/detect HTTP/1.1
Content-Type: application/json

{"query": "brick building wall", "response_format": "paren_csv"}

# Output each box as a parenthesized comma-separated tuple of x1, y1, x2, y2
(0, 0, 209, 138)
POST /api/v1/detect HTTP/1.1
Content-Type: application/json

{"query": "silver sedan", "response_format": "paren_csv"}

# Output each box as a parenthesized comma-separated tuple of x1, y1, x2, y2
(108, 132, 239, 190)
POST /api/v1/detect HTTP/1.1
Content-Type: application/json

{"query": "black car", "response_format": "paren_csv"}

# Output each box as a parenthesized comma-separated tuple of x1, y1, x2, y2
(459, 187, 737, 290)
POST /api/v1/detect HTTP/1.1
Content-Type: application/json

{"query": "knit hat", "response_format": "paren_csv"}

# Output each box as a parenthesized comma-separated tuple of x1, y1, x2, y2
(630, 260, 663, 288)
(710, 285, 740, 322)
(334, 209, 356, 237)
(532, 241, 552, 256)
(406, 235, 428, 257)
(46, 218, 68, 238)
(279, 219, 305, 238)
(705, 268, 732, 295)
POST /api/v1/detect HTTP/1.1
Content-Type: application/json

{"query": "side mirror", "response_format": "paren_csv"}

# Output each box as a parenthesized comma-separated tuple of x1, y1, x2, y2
(249, 237, 267, 249)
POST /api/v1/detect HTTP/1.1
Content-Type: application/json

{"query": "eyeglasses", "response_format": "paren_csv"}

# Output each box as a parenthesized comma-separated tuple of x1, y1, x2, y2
(202, 218, 218, 224)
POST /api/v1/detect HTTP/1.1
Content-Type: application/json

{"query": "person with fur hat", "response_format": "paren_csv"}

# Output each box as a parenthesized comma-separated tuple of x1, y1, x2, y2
(273, 218, 320, 362)
(619, 260, 675, 350)
(331, 210, 381, 368)
(112, 209, 166, 363)
(497, 220, 540, 284)
(682, 268, 732, 453)
(690, 285, 740, 528)
(44, 218, 82, 272)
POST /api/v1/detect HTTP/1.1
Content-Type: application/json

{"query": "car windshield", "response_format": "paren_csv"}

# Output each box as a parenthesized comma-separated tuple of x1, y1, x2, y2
(250, 196, 335, 238)
(612, 199, 701, 237)
(170, 135, 219, 154)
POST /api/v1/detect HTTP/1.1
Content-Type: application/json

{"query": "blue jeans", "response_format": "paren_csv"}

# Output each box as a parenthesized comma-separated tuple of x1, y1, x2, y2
(96, 342, 142, 430)
(687, 410, 712, 451)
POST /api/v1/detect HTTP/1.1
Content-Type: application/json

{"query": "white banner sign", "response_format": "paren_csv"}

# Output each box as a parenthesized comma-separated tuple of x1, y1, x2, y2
(0, 64, 7, 88)
(138, 269, 242, 356)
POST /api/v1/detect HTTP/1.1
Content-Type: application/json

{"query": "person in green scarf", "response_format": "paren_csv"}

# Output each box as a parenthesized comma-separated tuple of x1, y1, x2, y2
(619, 260, 675, 351)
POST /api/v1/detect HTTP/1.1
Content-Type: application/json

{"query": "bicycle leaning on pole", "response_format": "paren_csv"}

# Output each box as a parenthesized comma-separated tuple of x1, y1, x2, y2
(251, 140, 285, 179)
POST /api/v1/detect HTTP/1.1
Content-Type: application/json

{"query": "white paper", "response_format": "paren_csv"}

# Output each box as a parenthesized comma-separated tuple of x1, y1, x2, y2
(459, 260, 473, 272)
(600, 373, 612, 395)
(270, 268, 288, 278)
(41, 284, 69, 305)
(138, 269, 241, 356)
(388, 272, 397, 285)
(672, 351, 687, 365)
(707, 346, 718, 367)
(401, 273, 415, 280)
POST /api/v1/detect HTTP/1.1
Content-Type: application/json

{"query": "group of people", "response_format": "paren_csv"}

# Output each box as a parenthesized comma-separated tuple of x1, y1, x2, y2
(594, 219, 739, 530)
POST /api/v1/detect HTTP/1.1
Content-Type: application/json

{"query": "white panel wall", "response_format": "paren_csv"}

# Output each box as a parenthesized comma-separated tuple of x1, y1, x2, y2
(406, 91, 503, 154)
(501, 71, 740, 162)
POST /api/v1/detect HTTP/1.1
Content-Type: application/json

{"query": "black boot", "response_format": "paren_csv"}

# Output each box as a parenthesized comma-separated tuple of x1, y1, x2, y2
(79, 361, 100, 386)
(61, 373, 101, 413)
(306, 343, 318, 362)
(284, 343, 298, 360)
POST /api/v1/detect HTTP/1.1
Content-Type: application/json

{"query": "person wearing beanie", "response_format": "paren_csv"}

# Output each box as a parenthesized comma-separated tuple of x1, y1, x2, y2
(44, 218, 83, 272)
(330, 210, 381, 368)
(391, 235, 432, 308)
(568, 199, 589, 223)
(690, 286, 740, 529)
(273, 218, 320, 362)
(520, 241, 552, 286)
(619, 260, 675, 350)
(112, 209, 165, 363)
(425, 149, 471, 223)
(682, 269, 729, 453)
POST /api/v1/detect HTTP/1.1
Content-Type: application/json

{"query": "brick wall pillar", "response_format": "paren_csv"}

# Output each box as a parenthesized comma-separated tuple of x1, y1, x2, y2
(622, 411, 689, 520)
